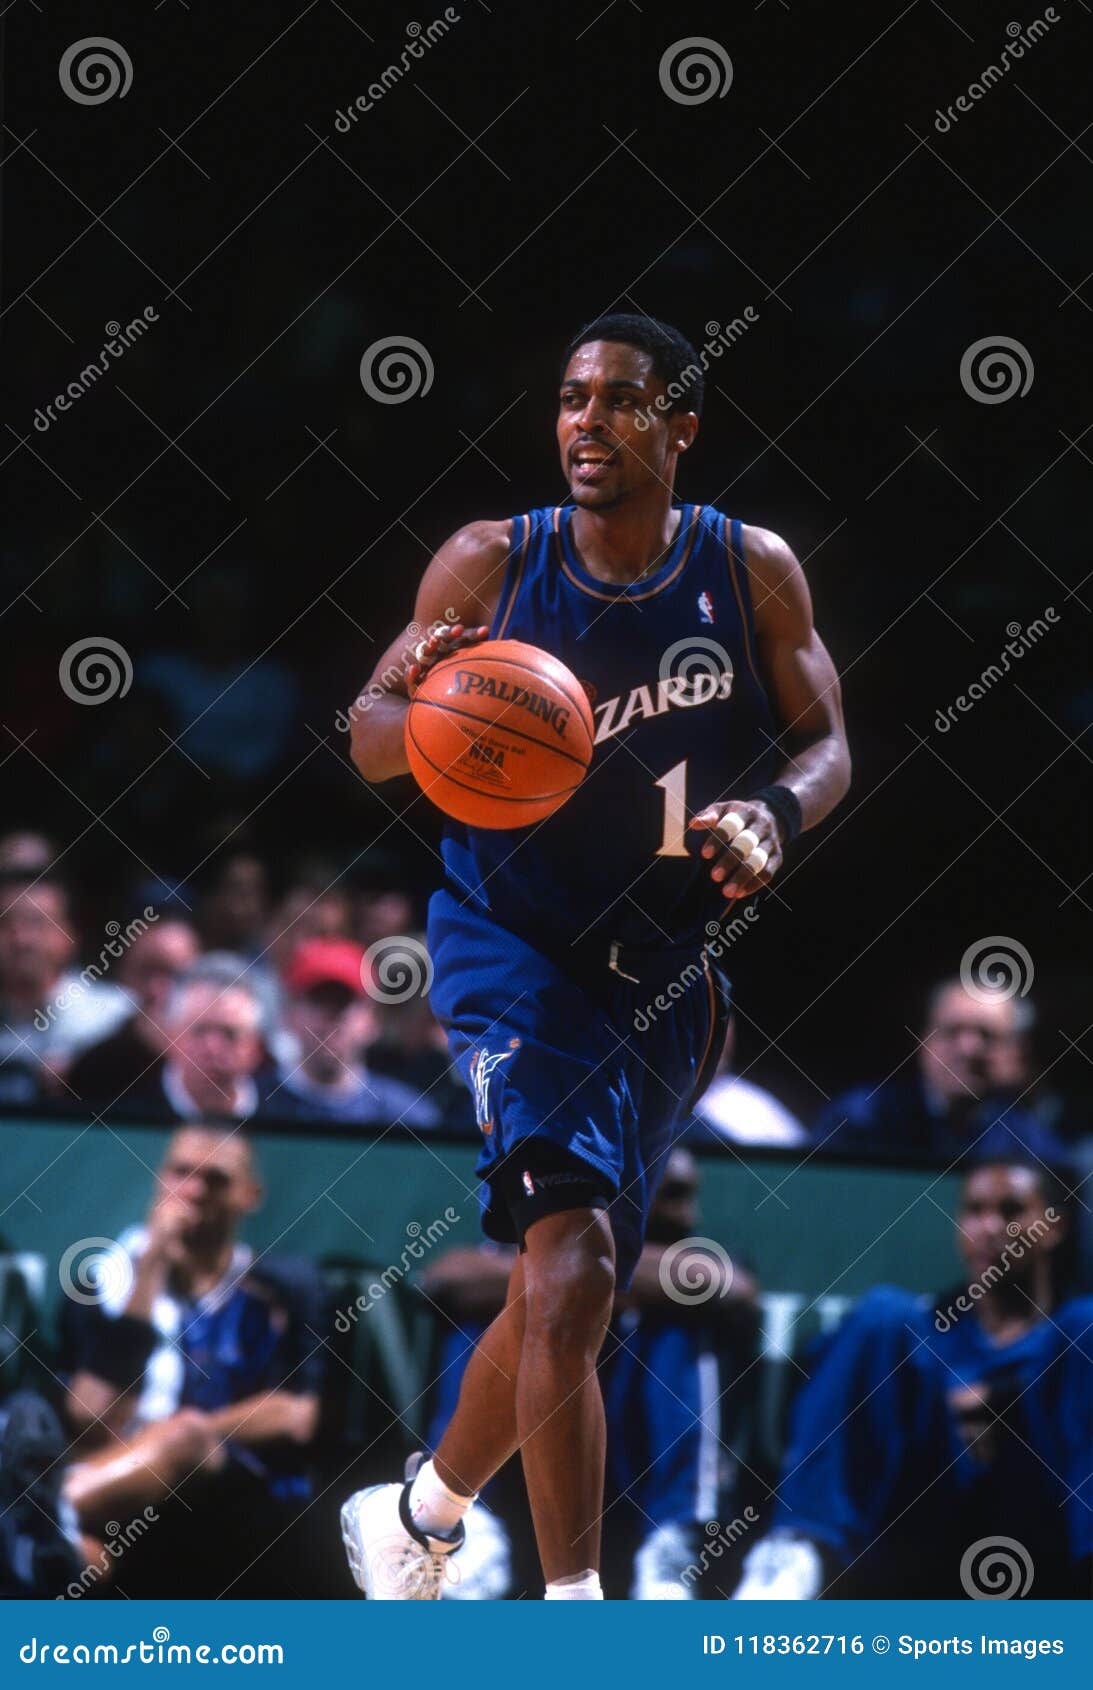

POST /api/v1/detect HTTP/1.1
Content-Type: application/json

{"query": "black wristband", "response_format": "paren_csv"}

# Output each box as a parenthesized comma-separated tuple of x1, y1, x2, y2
(86, 1313, 159, 1389)
(749, 784, 803, 845)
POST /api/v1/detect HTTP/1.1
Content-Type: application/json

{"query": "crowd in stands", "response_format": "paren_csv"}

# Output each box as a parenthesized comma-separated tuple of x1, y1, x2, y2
(0, 828, 1090, 1600)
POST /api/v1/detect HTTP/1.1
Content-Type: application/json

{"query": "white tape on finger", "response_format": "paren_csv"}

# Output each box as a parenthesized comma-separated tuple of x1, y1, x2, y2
(730, 827, 760, 860)
(717, 810, 746, 843)
(743, 845, 769, 875)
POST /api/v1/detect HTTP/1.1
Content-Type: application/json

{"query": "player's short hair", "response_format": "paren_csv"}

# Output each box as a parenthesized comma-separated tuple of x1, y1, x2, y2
(560, 313, 705, 417)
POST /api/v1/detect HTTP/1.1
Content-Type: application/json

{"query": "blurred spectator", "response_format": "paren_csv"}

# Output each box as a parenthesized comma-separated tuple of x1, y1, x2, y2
(367, 979, 473, 1130)
(141, 571, 302, 785)
(68, 920, 200, 1105)
(196, 849, 271, 956)
(355, 888, 416, 954)
(59, 1126, 324, 1596)
(263, 939, 439, 1128)
(419, 1149, 757, 1599)
(265, 857, 353, 980)
(0, 831, 58, 878)
(125, 975, 269, 1122)
(688, 1017, 807, 1149)
(812, 979, 1064, 1165)
(0, 877, 130, 1084)
(0, 1391, 82, 1597)
(733, 1154, 1091, 1598)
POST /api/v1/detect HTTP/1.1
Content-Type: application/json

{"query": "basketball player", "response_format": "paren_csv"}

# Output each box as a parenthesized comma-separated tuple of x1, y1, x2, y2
(340, 315, 851, 1599)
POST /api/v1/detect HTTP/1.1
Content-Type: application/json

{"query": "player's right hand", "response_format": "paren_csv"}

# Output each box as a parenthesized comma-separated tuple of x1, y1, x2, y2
(406, 621, 490, 694)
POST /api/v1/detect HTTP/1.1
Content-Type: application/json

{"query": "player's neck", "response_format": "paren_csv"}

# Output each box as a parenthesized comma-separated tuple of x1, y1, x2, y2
(570, 492, 682, 584)
(976, 1264, 1053, 1341)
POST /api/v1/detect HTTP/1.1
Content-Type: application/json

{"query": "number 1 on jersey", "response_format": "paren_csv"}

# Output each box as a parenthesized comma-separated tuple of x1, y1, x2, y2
(655, 759, 690, 857)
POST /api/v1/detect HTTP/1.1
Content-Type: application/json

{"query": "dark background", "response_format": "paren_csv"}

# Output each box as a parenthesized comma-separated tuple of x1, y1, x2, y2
(2, 0, 1091, 1122)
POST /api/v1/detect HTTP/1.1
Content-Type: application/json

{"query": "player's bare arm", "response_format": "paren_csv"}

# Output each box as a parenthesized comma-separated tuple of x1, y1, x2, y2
(690, 524, 850, 901)
(347, 519, 511, 784)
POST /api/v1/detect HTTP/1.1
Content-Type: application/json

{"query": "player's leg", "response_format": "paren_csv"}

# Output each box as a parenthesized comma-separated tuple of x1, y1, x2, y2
(423, 1255, 527, 1504)
(516, 1205, 616, 1587)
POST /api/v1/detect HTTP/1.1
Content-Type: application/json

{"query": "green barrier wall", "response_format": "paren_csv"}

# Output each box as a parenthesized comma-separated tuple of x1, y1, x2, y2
(0, 1116, 963, 1309)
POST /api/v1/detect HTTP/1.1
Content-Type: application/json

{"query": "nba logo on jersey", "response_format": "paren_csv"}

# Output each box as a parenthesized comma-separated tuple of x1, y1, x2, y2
(522, 1170, 535, 1197)
(697, 589, 715, 624)
(470, 1046, 516, 1134)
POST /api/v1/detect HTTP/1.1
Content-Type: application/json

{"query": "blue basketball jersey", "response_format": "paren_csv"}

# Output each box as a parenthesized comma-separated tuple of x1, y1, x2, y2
(439, 503, 779, 954)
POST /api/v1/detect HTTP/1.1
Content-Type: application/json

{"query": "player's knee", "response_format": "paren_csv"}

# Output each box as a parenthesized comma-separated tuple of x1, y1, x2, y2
(525, 1232, 615, 1353)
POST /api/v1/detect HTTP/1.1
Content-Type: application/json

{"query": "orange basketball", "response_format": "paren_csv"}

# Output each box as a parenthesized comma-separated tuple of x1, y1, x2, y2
(405, 639, 594, 829)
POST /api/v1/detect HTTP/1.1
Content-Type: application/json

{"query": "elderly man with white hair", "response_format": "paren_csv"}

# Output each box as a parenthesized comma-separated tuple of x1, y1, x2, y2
(125, 966, 269, 1122)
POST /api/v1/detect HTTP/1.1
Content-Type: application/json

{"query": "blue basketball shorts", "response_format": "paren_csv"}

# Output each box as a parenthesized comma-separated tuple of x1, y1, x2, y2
(427, 887, 730, 1288)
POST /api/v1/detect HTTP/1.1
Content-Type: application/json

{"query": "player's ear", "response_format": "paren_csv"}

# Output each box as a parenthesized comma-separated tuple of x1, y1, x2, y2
(672, 411, 699, 453)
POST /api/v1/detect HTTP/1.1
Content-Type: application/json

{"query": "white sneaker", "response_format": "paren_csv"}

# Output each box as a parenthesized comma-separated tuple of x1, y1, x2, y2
(733, 1532, 822, 1600)
(341, 1467, 464, 1600)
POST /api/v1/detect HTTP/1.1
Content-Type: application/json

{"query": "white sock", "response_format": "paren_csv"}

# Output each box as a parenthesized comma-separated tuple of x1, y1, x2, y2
(545, 1569, 603, 1600)
(408, 1458, 475, 1538)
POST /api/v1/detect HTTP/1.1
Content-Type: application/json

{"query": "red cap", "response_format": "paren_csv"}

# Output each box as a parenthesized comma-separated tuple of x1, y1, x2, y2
(285, 938, 366, 998)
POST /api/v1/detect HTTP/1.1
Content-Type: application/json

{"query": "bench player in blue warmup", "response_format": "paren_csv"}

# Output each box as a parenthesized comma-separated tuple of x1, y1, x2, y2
(341, 315, 851, 1599)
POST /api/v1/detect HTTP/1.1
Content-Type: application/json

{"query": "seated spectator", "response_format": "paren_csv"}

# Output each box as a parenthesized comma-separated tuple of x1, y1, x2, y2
(733, 1153, 1091, 1598)
(67, 920, 199, 1105)
(264, 939, 438, 1128)
(687, 1016, 807, 1149)
(812, 978, 1064, 1164)
(0, 875, 130, 1083)
(418, 1150, 758, 1599)
(0, 831, 57, 878)
(0, 1391, 82, 1598)
(59, 1126, 325, 1596)
(124, 973, 269, 1122)
(366, 974, 474, 1131)
(355, 887, 416, 954)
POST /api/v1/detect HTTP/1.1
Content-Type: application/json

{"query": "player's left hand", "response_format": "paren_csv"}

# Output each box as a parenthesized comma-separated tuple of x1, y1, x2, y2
(689, 799, 785, 901)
